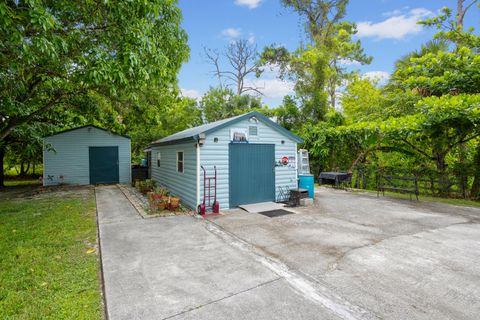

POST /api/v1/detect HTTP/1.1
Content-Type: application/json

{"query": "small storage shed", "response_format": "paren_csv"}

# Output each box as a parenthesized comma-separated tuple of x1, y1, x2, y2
(43, 125, 131, 186)
(149, 111, 303, 210)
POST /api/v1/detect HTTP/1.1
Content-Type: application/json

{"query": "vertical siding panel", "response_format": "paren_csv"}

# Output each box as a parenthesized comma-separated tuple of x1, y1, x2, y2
(200, 118, 298, 209)
(150, 141, 197, 209)
(43, 127, 131, 186)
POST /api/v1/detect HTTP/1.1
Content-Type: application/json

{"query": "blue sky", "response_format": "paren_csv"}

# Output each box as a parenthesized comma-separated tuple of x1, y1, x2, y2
(177, 0, 480, 107)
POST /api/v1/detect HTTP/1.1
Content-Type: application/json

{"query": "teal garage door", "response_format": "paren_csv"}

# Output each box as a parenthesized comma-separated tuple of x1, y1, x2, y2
(229, 144, 275, 207)
(89, 146, 119, 184)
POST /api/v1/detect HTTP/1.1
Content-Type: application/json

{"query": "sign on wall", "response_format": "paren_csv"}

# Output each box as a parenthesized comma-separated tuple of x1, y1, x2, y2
(276, 154, 296, 169)
(230, 128, 248, 143)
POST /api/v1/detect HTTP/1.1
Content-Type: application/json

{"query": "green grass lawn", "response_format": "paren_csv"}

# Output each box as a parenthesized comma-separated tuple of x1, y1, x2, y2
(316, 184, 480, 208)
(3, 164, 43, 176)
(4, 179, 41, 187)
(0, 187, 102, 319)
(362, 189, 480, 208)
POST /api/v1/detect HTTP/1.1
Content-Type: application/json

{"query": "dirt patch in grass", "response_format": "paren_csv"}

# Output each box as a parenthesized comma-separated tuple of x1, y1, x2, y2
(1, 183, 93, 201)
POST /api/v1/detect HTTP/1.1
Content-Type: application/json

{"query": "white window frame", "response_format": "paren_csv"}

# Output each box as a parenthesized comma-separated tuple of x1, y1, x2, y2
(177, 151, 184, 173)
(156, 151, 161, 167)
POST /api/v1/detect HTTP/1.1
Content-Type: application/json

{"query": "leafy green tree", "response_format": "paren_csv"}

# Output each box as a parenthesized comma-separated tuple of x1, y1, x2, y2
(119, 86, 202, 161)
(420, 0, 480, 49)
(394, 47, 480, 97)
(341, 76, 384, 123)
(274, 95, 302, 130)
(393, 39, 449, 76)
(200, 87, 265, 123)
(262, 0, 370, 120)
(0, 0, 189, 186)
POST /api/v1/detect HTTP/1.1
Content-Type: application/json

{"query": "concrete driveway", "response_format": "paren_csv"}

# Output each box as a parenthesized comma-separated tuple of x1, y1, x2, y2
(208, 188, 480, 319)
(96, 186, 480, 319)
(96, 186, 343, 320)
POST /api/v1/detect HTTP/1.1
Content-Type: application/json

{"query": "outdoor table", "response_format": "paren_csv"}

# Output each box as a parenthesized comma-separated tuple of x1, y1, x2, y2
(289, 188, 309, 206)
(318, 172, 350, 188)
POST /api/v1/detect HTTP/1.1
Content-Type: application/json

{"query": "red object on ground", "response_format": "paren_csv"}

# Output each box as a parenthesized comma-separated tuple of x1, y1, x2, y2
(198, 166, 220, 215)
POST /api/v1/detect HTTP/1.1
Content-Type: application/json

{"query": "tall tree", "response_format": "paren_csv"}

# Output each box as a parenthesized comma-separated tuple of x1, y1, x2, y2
(420, 0, 480, 49)
(204, 39, 263, 95)
(262, 0, 370, 120)
(0, 0, 189, 186)
(283, 0, 348, 44)
(456, 0, 478, 29)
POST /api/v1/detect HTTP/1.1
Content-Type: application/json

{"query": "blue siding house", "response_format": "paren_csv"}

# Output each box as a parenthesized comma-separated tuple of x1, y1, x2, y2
(43, 125, 131, 186)
(150, 111, 303, 210)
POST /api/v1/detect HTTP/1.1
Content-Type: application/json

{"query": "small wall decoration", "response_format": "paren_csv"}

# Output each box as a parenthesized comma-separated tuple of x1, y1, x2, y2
(275, 155, 296, 169)
(230, 128, 248, 143)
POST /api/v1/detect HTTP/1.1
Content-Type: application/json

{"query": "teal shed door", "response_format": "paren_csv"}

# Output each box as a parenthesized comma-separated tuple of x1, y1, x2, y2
(229, 144, 275, 207)
(89, 146, 119, 184)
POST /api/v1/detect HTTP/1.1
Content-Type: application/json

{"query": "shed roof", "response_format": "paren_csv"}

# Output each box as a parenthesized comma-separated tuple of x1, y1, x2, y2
(151, 111, 303, 146)
(43, 125, 130, 139)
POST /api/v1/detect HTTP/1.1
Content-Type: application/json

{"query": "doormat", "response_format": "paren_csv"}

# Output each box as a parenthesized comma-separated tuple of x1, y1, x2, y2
(257, 209, 294, 218)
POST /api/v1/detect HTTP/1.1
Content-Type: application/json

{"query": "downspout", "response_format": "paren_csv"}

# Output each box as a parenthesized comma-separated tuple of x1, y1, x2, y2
(42, 140, 46, 186)
(295, 143, 298, 186)
(196, 133, 205, 210)
(196, 143, 200, 209)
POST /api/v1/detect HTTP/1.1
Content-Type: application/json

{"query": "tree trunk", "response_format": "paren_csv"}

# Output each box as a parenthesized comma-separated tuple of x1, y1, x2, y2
(458, 143, 468, 198)
(470, 142, 480, 199)
(457, 0, 465, 28)
(20, 162, 25, 176)
(33, 162, 36, 175)
(0, 144, 5, 188)
(435, 152, 448, 196)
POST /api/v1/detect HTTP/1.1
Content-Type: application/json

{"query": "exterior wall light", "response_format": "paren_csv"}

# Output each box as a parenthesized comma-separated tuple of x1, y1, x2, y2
(198, 133, 206, 146)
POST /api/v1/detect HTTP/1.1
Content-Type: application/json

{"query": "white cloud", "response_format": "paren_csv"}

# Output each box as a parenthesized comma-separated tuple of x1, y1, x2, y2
(338, 59, 361, 66)
(357, 8, 433, 40)
(221, 28, 242, 39)
(382, 6, 410, 17)
(259, 63, 283, 76)
(245, 64, 294, 98)
(246, 78, 295, 98)
(247, 32, 255, 44)
(363, 71, 390, 84)
(234, 0, 262, 9)
(180, 88, 201, 99)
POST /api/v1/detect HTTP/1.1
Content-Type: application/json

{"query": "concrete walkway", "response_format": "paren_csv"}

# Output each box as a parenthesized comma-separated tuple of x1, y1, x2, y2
(96, 186, 345, 320)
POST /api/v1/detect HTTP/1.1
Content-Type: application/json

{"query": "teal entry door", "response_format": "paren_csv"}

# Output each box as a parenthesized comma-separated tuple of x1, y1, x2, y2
(89, 146, 119, 184)
(229, 143, 275, 207)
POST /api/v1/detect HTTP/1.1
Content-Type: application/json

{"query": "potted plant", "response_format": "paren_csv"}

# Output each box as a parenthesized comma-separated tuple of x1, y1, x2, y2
(147, 192, 158, 210)
(139, 179, 156, 194)
(147, 186, 170, 211)
(169, 196, 180, 211)
(156, 201, 166, 211)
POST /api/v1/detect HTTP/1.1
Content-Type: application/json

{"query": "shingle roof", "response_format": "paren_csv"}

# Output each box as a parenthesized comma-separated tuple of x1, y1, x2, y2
(150, 111, 303, 146)
(43, 125, 130, 139)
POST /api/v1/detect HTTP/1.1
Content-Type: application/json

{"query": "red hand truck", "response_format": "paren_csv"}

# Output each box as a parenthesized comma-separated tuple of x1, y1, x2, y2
(197, 166, 220, 215)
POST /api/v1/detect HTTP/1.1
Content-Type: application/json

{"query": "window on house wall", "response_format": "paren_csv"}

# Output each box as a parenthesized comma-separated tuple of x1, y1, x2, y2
(249, 126, 258, 136)
(157, 152, 161, 167)
(177, 151, 184, 173)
